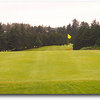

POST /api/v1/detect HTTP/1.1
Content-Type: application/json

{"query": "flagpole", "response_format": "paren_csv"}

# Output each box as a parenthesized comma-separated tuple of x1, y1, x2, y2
(67, 34, 71, 49)
(67, 34, 69, 46)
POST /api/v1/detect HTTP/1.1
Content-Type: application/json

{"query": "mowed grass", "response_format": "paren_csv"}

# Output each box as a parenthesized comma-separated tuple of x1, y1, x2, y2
(0, 45, 100, 94)
(27, 44, 73, 51)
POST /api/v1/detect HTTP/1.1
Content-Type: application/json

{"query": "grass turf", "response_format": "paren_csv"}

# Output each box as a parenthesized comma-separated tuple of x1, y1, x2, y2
(0, 45, 100, 94)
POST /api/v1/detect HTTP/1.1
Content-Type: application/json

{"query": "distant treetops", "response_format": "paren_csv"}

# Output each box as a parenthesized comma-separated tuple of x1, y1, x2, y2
(0, 19, 100, 51)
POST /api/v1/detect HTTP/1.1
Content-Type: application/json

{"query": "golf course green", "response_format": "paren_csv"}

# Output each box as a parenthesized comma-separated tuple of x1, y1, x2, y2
(0, 45, 100, 94)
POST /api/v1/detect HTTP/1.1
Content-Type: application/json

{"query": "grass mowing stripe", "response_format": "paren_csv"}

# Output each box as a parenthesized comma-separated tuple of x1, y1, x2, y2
(0, 80, 100, 94)
(0, 45, 100, 94)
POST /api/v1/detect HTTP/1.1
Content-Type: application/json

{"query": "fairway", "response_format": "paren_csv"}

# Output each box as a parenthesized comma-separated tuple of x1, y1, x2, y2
(0, 45, 100, 94)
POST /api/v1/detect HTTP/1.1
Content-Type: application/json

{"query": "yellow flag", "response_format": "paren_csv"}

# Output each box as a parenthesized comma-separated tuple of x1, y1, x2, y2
(68, 34, 71, 39)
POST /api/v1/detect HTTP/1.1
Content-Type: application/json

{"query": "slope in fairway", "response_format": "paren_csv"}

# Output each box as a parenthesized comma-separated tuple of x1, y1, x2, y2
(0, 45, 100, 94)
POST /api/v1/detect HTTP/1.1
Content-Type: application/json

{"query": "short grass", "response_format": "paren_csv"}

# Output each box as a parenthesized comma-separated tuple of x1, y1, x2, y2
(0, 45, 100, 94)
(27, 44, 73, 51)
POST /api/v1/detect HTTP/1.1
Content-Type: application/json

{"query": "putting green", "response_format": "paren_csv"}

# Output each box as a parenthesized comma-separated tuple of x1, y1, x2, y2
(0, 45, 100, 94)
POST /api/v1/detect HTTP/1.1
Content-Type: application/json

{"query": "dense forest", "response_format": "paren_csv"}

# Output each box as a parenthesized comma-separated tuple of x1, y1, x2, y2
(0, 19, 100, 51)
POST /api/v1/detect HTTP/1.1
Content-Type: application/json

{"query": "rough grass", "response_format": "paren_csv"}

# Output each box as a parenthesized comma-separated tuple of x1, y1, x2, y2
(0, 45, 100, 94)
(81, 45, 100, 50)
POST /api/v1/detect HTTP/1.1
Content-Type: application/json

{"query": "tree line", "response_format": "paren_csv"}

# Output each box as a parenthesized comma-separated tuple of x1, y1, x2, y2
(0, 19, 100, 51)
(72, 20, 100, 50)
(0, 23, 67, 51)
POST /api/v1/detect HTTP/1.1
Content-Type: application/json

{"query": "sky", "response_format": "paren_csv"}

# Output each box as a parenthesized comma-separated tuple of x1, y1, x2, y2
(0, 0, 100, 27)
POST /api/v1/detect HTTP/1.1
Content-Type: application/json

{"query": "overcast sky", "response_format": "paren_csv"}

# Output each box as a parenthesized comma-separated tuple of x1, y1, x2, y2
(0, 0, 100, 27)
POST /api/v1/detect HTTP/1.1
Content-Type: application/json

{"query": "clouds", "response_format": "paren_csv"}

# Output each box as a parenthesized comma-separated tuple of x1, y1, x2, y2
(0, 0, 100, 27)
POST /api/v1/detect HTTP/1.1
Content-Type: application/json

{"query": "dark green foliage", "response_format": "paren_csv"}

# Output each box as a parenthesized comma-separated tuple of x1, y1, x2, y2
(0, 23, 67, 51)
(73, 20, 100, 50)
(0, 19, 100, 51)
(95, 39, 100, 46)
(73, 22, 90, 50)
